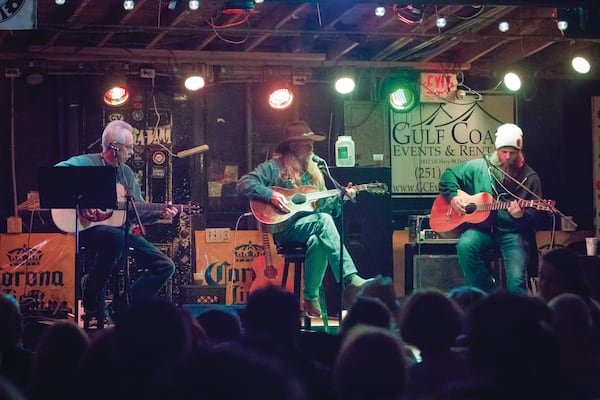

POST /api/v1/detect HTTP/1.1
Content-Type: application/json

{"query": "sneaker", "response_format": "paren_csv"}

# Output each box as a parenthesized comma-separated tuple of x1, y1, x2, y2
(303, 299, 322, 319)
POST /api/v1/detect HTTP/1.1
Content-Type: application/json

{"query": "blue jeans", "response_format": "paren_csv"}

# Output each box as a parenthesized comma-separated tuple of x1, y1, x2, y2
(274, 212, 358, 301)
(456, 229, 529, 294)
(81, 225, 175, 308)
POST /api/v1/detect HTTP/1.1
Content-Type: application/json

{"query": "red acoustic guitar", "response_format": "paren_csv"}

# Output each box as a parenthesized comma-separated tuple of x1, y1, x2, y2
(250, 183, 387, 233)
(249, 225, 293, 294)
(429, 190, 556, 234)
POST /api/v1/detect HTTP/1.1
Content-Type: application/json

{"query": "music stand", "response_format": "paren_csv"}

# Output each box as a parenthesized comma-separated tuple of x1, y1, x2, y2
(37, 166, 117, 320)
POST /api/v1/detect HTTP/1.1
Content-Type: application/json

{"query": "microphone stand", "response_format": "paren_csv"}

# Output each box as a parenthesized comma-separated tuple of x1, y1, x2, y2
(317, 159, 356, 321)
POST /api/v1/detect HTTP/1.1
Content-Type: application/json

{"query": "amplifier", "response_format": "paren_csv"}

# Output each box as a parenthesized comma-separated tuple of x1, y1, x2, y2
(180, 285, 226, 304)
(412, 255, 467, 293)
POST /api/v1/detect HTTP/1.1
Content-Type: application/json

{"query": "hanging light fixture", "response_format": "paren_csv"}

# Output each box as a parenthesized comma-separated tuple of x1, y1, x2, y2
(383, 75, 418, 113)
(503, 72, 521, 92)
(103, 73, 130, 107)
(375, 5, 386, 17)
(572, 56, 591, 74)
(394, 4, 425, 25)
(334, 75, 355, 95)
(267, 83, 294, 110)
(123, 0, 135, 11)
(498, 21, 509, 32)
(188, 0, 200, 10)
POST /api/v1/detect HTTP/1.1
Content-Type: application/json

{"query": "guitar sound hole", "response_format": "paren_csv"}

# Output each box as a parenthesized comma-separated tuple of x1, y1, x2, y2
(290, 193, 306, 204)
(465, 203, 477, 214)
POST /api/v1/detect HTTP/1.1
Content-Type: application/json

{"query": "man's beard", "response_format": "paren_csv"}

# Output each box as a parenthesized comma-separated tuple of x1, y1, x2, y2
(499, 157, 521, 177)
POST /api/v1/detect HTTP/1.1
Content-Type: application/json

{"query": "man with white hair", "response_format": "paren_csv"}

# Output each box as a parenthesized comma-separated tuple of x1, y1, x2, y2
(55, 120, 179, 319)
(437, 123, 543, 294)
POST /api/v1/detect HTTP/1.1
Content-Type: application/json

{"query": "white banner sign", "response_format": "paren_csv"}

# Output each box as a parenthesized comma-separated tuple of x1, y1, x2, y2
(390, 96, 515, 195)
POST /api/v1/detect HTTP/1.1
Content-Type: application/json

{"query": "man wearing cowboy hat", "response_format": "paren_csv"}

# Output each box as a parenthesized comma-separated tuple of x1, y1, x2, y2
(237, 120, 370, 318)
(438, 123, 543, 294)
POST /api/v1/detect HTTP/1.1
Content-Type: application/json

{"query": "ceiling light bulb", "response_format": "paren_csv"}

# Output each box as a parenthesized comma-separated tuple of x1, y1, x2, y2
(498, 21, 509, 32)
(55, 0, 66, 5)
(255, 0, 264, 3)
(185, 75, 206, 91)
(375, 6, 386, 17)
(123, 0, 134, 11)
(503, 72, 521, 92)
(436, 16, 447, 29)
(335, 77, 355, 94)
(557, 20, 568, 31)
(188, 0, 199, 10)
(572, 56, 590, 74)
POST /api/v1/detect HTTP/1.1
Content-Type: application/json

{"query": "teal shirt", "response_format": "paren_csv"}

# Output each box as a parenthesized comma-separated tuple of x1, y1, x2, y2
(236, 159, 342, 217)
(55, 153, 160, 224)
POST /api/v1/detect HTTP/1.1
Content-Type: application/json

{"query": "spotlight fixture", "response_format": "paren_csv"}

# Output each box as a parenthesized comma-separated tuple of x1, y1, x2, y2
(394, 4, 425, 25)
(55, 0, 66, 5)
(334, 76, 355, 95)
(188, 0, 199, 10)
(557, 19, 568, 32)
(572, 56, 590, 74)
(375, 5, 386, 17)
(123, 0, 134, 11)
(185, 75, 205, 91)
(267, 83, 294, 110)
(103, 73, 130, 107)
(436, 15, 447, 29)
(383, 75, 418, 113)
(503, 72, 521, 92)
(498, 21, 509, 32)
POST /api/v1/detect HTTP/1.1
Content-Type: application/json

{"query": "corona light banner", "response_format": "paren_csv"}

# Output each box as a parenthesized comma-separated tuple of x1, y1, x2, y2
(0, 233, 75, 311)
(194, 230, 289, 305)
(390, 95, 515, 196)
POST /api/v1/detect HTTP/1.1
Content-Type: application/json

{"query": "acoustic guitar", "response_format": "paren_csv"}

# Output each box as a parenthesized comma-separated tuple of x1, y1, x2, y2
(250, 183, 387, 233)
(51, 183, 202, 233)
(429, 190, 555, 234)
(249, 225, 293, 294)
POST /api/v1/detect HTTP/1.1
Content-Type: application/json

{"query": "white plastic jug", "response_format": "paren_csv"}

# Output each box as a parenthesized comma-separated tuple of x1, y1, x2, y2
(335, 136, 355, 167)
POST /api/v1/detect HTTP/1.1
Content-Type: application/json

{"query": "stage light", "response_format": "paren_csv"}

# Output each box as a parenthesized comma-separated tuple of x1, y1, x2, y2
(503, 72, 521, 92)
(375, 5, 386, 17)
(268, 83, 294, 110)
(436, 16, 446, 29)
(383, 75, 418, 113)
(557, 19, 568, 32)
(103, 73, 130, 107)
(123, 0, 134, 11)
(55, 0, 66, 5)
(188, 0, 199, 10)
(394, 4, 425, 25)
(498, 21, 509, 32)
(335, 76, 355, 95)
(572, 56, 590, 74)
(185, 75, 205, 91)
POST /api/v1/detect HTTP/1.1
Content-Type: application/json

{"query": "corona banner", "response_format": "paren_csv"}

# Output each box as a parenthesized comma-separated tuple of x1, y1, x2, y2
(194, 230, 291, 305)
(0, 233, 75, 312)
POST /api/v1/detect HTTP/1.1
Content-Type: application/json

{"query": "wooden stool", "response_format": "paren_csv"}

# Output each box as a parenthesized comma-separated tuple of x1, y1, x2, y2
(277, 243, 329, 333)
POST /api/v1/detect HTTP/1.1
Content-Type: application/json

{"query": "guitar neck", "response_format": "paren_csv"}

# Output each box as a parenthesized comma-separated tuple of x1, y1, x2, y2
(299, 184, 369, 202)
(261, 231, 274, 266)
(117, 202, 183, 212)
(479, 199, 540, 211)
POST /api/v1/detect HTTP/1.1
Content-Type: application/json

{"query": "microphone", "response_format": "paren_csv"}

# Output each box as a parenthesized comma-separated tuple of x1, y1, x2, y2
(177, 144, 209, 158)
(311, 155, 327, 165)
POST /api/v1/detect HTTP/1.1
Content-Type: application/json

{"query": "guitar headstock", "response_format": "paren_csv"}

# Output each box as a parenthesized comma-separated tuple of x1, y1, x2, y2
(184, 204, 204, 215)
(365, 182, 388, 195)
(534, 199, 556, 212)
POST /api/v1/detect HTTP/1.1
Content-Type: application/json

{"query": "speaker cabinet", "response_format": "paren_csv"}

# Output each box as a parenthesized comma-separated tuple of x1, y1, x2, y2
(405, 243, 465, 294)
(328, 167, 392, 279)
(412, 255, 466, 293)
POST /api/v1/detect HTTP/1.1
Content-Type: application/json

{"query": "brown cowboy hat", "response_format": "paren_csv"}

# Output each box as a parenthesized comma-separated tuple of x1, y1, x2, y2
(275, 120, 326, 152)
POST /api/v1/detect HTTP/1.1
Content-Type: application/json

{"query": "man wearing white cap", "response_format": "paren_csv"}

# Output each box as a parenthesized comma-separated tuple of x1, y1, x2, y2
(438, 123, 542, 294)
